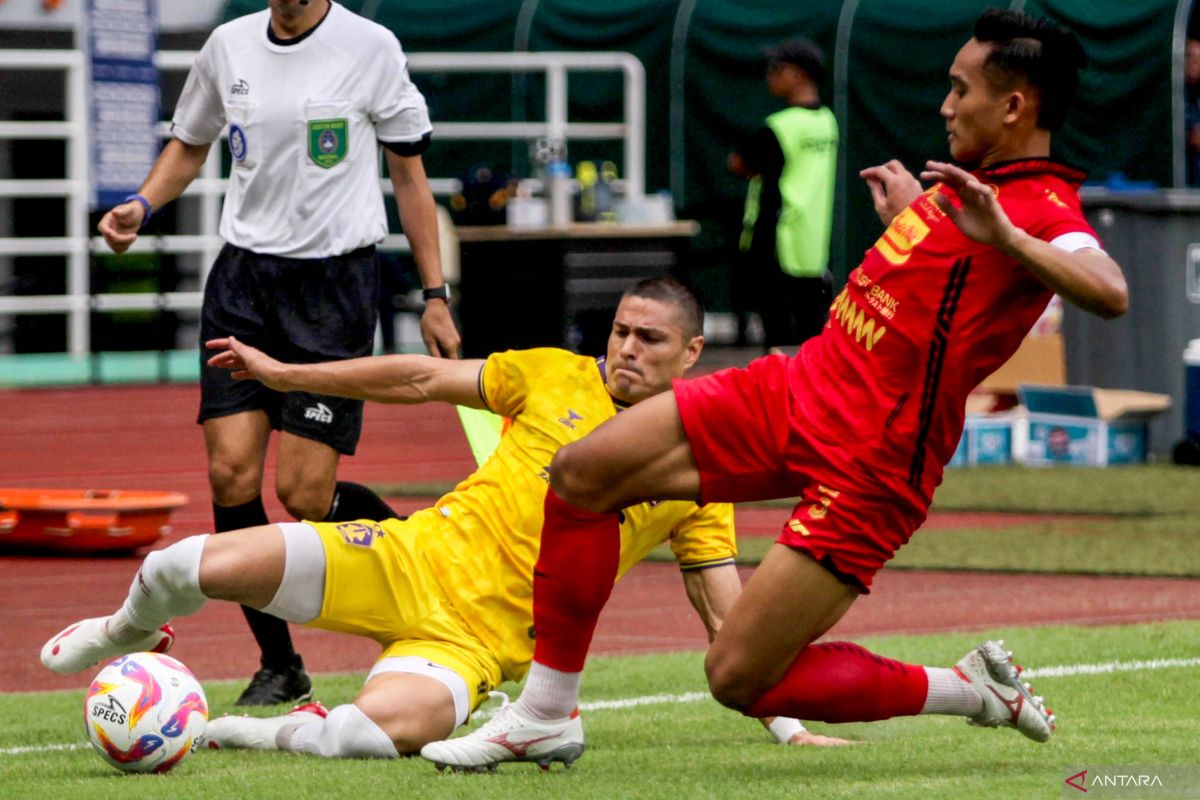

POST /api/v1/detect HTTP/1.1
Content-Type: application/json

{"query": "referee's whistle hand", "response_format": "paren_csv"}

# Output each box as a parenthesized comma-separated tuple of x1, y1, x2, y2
(204, 336, 267, 383)
(97, 202, 144, 254)
(420, 302, 461, 359)
(204, 336, 233, 355)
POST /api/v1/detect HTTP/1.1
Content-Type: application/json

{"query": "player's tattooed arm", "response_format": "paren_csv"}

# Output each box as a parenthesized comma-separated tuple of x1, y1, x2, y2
(205, 336, 487, 408)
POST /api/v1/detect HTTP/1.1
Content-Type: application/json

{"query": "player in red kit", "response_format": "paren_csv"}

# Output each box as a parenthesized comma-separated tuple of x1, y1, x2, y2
(421, 9, 1129, 771)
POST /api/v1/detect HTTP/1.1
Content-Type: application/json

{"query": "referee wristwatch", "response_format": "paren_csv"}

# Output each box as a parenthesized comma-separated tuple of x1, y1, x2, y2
(422, 285, 451, 303)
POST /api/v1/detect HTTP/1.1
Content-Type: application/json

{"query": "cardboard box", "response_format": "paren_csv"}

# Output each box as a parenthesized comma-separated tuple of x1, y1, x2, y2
(968, 332, 1065, 416)
(948, 414, 1014, 467)
(979, 333, 1065, 394)
(1013, 385, 1171, 466)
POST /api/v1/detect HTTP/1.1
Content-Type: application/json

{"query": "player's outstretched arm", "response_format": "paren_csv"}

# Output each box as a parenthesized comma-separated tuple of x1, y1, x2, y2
(859, 160, 924, 226)
(97, 139, 211, 254)
(385, 149, 462, 359)
(681, 565, 856, 746)
(205, 336, 487, 408)
(921, 160, 1128, 319)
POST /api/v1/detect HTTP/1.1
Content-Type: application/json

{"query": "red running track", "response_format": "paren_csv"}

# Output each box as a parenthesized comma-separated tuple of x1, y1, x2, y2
(3, 384, 1198, 694)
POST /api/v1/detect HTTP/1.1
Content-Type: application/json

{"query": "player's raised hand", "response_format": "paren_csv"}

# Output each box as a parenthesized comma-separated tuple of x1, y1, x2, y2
(421, 301, 462, 359)
(859, 160, 923, 226)
(97, 200, 146, 254)
(205, 336, 289, 389)
(921, 160, 1017, 248)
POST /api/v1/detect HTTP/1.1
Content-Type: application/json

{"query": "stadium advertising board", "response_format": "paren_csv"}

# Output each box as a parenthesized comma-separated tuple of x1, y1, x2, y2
(86, 0, 159, 210)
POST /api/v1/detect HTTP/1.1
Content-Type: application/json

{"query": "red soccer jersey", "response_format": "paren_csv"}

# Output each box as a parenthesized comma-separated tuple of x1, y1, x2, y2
(788, 159, 1098, 506)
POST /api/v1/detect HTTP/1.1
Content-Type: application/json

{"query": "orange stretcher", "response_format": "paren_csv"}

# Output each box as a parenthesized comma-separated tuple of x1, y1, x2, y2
(0, 489, 188, 554)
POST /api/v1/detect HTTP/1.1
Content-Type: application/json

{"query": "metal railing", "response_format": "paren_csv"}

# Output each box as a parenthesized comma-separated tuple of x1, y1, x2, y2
(0, 48, 646, 355)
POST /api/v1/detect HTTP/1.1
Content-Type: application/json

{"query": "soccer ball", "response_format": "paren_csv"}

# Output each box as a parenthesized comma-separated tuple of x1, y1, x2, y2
(83, 652, 208, 774)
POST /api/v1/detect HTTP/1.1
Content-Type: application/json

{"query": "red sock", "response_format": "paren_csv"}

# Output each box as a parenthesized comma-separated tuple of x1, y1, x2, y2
(746, 642, 929, 722)
(531, 489, 620, 672)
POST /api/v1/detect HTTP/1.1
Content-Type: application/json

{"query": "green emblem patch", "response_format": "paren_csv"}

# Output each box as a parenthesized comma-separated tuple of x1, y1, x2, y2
(308, 118, 348, 168)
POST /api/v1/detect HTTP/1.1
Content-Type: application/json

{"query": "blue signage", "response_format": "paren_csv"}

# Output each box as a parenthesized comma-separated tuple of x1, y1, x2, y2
(87, 0, 159, 210)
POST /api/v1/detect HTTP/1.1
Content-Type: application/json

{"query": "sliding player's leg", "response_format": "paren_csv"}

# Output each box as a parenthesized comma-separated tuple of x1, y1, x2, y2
(707, 488, 1055, 742)
(521, 388, 701, 716)
(42, 522, 305, 674)
(210, 644, 497, 757)
(421, 360, 795, 770)
(206, 514, 507, 757)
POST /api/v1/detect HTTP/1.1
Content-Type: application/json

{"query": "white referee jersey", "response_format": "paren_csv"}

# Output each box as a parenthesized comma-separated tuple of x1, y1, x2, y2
(171, 2, 432, 258)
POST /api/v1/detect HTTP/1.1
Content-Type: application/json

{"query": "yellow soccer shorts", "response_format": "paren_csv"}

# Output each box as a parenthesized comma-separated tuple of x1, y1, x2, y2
(303, 517, 502, 719)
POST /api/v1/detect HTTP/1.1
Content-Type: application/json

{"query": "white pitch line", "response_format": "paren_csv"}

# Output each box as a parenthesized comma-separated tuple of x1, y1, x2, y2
(1022, 657, 1200, 679)
(4, 656, 1198, 757)
(0, 743, 88, 756)
(580, 691, 711, 711)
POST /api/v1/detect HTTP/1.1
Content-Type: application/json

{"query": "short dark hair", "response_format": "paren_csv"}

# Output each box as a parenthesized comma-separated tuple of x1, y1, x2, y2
(973, 8, 1088, 131)
(767, 38, 825, 85)
(622, 276, 704, 340)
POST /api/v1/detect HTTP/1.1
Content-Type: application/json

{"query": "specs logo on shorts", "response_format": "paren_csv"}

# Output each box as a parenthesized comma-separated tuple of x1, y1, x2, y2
(558, 409, 583, 429)
(336, 522, 385, 548)
(304, 403, 334, 424)
(230, 78, 249, 96)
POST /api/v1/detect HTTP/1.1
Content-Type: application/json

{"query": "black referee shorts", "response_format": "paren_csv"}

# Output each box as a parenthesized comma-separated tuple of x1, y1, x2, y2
(198, 243, 379, 455)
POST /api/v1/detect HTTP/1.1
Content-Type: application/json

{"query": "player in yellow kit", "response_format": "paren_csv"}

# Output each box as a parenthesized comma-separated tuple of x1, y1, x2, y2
(42, 277, 848, 759)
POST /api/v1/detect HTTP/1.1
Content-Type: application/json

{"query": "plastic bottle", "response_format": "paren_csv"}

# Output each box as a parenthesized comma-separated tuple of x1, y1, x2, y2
(596, 161, 619, 222)
(576, 161, 599, 222)
(1185, 339, 1200, 437)
(547, 159, 573, 227)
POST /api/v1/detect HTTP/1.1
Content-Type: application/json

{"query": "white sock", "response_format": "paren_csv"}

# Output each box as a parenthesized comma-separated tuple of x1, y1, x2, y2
(921, 667, 983, 715)
(106, 535, 209, 643)
(515, 661, 581, 720)
(279, 704, 398, 759)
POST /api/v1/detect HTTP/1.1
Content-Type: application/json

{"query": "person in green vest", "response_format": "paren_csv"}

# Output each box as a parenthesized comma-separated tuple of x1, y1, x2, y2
(730, 38, 839, 353)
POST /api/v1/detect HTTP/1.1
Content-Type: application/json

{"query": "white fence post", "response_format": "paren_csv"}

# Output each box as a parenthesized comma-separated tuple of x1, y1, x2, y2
(0, 49, 647, 355)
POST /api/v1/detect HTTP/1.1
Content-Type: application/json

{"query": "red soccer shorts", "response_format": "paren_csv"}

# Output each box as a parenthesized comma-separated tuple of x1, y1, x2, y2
(673, 355, 928, 591)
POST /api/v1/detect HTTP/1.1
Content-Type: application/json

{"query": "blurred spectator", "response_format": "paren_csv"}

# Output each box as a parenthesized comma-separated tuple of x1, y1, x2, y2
(729, 39, 839, 353)
(1185, 39, 1200, 186)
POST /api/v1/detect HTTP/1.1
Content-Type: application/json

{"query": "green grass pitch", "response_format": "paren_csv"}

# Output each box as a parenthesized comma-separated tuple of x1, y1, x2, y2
(3, 621, 1197, 800)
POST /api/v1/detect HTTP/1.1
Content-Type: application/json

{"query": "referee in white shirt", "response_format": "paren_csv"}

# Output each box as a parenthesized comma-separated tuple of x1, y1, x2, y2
(97, 0, 460, 706)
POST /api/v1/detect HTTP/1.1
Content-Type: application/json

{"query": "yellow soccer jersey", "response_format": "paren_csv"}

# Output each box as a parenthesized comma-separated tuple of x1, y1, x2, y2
(416, 347, 736, 682)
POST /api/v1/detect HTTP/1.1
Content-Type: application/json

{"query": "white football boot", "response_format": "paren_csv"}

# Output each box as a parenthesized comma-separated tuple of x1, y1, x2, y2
(955, 640, 1056, 743)
(206, 702, 329, 751)
(420, 699, 585, 772)
(40, 616, 174, 674)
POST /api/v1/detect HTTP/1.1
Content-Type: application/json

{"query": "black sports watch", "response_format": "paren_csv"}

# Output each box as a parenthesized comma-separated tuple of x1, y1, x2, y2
(422, 285, 451, 303)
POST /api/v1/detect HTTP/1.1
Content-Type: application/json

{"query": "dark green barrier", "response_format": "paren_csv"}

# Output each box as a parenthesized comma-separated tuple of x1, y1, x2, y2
(223, 0, 1183, 297)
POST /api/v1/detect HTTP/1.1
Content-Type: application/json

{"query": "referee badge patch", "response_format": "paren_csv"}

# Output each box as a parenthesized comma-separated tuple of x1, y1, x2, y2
(308, 118, 348, 168)
(228, 123, 248, 162)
